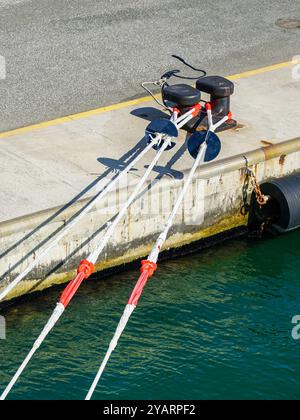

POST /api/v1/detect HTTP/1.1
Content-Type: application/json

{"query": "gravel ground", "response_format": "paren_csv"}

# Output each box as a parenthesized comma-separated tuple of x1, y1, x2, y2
(0, 0, 299, 131)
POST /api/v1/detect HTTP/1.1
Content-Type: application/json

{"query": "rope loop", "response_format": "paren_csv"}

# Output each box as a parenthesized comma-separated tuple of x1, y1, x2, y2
(77, 260, 95, 279)
(140, 260, 157, 277)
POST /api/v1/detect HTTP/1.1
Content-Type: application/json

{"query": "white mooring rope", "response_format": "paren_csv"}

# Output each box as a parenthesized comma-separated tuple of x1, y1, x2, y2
(85, 111, 230, 400)
(85, 137, 208, 400)
(88, 138, 170, 265)
(0, 303, 65, 401)
(0, 136, 169, 400)
(0, 138, 157, 303)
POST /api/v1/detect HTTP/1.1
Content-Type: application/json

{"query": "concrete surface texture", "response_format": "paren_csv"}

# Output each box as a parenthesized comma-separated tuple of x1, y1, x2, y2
(0, 64, 299, 222)
(0, 63, 300, 302)
(1, 138, 300, 303)
(0, 0, 299, 131)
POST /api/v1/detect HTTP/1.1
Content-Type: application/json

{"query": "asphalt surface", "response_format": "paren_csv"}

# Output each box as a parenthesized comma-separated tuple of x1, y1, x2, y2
(0, 0, 299, 132)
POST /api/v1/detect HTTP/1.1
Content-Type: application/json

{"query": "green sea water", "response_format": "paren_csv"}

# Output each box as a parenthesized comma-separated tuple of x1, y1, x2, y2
(0, 230, 300, 400)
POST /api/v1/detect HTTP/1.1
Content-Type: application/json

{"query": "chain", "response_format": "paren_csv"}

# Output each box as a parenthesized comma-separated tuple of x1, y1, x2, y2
(243, 156, 269, 208)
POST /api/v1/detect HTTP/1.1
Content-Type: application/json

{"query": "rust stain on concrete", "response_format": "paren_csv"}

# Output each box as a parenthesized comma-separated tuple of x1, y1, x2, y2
(261, 140, 274, 146)
(279, 154, 286, 166)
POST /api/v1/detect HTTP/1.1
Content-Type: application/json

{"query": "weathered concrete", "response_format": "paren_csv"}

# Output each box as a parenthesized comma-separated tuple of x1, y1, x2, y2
(0, 64, 299, 303)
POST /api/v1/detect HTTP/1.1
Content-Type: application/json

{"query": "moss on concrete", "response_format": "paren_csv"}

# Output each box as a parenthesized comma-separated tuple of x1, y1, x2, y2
(2, 212, 247, 302)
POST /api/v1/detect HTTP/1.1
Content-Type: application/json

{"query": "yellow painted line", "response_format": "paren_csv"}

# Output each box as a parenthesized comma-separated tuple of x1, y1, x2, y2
(227, 60, 294, 80)
(0, 59, 296, 140)
(0, 96, 155, 139)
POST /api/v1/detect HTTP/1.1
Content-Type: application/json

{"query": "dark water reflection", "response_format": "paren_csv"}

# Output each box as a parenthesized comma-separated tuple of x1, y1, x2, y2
(0, 231, 300, 400)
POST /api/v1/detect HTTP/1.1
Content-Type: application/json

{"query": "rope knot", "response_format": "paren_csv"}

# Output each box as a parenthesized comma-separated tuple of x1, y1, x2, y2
(140, 260, 157, 277)
(77, 260, 95, 279)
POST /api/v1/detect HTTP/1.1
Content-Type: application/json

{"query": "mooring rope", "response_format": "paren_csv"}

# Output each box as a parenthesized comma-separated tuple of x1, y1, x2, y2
(85, 108, 231, 400)
(88, 139, 170, 265)
(85, 133, 209, 400)
(0, 137, 159, 303)
(0, 137, 170, 400)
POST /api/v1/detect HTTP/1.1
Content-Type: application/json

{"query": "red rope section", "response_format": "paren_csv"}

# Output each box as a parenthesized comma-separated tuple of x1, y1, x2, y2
(60, 260, 95, 308)
(128, 260, 157, 306)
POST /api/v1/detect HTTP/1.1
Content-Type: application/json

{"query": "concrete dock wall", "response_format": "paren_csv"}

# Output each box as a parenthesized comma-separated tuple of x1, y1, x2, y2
(1, 62, 299, 304)
(1, 137, 299, 303)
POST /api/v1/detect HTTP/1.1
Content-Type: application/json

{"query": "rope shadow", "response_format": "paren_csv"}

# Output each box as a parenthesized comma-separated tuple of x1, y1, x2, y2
(0, 137, 147, 282)
(22, 138, 189, 294)
(130, 107, 170, 123)
(135, 136, 188, 203)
